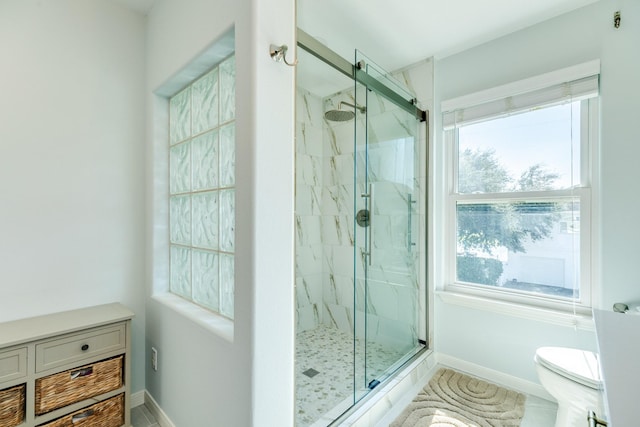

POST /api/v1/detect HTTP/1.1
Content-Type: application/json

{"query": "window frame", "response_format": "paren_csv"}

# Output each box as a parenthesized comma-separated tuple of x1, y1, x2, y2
(441, 69, 599, 316)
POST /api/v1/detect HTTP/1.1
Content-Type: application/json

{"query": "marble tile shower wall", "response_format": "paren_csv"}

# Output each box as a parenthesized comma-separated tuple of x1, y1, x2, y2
(321, 87, 419, 352)
(296, 87, 325, 332)
(295, 59, 434, 349)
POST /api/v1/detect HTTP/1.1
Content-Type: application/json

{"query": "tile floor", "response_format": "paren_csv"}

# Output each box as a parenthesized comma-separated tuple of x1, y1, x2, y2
(134, 344, 558, 427)
(131, 390, 556, 427)
(295, 324, 559, 426)
(131, 404, 160, 427)
(520, 394, 558, 426)
(295, 325, 412, 427)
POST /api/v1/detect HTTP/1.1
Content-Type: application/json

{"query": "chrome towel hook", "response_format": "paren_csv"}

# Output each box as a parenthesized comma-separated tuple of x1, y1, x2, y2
(270, 44, 297, 67)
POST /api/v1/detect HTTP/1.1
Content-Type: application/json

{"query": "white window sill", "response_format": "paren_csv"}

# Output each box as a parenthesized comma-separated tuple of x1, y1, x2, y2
(436, 289, 594, 331)
(152, 293, 234, 342)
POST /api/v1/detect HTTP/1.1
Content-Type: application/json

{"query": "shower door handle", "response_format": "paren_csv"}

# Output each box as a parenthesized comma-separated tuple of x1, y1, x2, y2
(407, 193, 417, 250)
(361, 183, 373, 266)
(368, 184, 373, 266)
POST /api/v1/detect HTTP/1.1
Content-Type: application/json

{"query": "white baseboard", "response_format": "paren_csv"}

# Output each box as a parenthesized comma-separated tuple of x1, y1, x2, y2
(338, 350, 438, 427)
(436, 353, 554, 401)
(131, 390, 145, 408)
(131, 355, 550, 427)
(372, 352, 440, 427)
(144, 390, 176, 427)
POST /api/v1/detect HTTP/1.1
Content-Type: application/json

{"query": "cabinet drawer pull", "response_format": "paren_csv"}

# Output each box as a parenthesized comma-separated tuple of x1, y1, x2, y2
(72, 409, 95, 423)
(81, 344, 89, 351)
(70, 366, 93, 379)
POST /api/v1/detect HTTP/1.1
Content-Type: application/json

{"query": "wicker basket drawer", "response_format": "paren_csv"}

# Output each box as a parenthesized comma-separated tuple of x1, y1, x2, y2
(0, 347, 27, 383)
(35, 356, 123, 415)
(35, 324, 125, 373)
(0, 383, 26, 427)
(37, 393, 124, 427)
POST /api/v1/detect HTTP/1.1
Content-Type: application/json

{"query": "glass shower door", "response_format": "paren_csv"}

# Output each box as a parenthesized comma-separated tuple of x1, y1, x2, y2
(353, 50, 421, 398)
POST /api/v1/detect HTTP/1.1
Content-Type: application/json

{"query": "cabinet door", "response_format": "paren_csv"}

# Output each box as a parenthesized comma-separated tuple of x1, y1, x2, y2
(0, 347, 27, 384)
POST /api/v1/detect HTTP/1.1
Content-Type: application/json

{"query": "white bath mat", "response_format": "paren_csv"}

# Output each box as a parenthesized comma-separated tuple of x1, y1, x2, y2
(391, 368, 526, 427)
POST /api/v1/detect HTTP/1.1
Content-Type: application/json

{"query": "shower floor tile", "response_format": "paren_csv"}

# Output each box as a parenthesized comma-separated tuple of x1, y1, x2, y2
(295, 325, 404, 427)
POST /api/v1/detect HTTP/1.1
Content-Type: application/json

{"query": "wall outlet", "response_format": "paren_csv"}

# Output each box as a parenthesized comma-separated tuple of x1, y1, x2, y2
(151, 347, 158, 371)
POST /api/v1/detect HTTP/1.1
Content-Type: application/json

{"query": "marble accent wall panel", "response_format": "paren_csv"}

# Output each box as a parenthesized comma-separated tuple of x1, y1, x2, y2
(295, 183, 321, 216)
(295, 88, 325, 332)
(295, 244, 324, 276)
(296, 215, 322, 247)
(320, 215, 354, 246)
(296, 275, 323, 332)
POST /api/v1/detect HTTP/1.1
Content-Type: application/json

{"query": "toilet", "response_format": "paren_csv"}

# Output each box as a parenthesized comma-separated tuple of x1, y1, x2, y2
(534, 347, 605, 427)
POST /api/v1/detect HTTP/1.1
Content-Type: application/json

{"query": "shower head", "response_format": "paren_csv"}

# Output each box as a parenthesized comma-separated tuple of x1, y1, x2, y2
(324, 109, 355, 122)
(324, 101, 366, 122)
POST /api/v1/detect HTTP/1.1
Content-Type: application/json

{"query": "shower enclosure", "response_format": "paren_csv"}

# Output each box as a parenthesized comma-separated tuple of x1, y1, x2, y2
(295, 30, 428, 426)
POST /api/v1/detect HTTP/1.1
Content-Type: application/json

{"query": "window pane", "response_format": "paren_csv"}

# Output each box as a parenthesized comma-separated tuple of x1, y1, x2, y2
(170, 245, 191, 298)
(456, 200, 580, 299)
(219, 56, 236, 122)
(170, 195, 191, 245)
(191, 130, 218, 191)
(169, 142, 190, 194)
(192, 191, 219, 250)
(220, 254, 234, 318)
(169, 87, 191, 145)
(219, 124, 235, 187)
(168, 54, 235, 319)
(192, 68, 219, 134)
(219, 189, 235, 252)
(192, 249, 220, 311)
(457, 102, 580, 194)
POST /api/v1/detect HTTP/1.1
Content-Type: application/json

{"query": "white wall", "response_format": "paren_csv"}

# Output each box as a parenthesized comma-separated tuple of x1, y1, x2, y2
(0, 0, 147, 393)
(145, 0, 295, 425)
(434, 0, 640, 383)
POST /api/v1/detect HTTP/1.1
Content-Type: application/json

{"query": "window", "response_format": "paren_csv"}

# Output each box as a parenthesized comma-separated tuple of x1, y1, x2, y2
(168, 55, 236, 319)
(442, 63, 598, 312)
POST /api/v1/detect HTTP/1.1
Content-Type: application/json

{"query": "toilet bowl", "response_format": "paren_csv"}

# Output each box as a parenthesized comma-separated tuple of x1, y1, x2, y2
(534, 347, 604, 427)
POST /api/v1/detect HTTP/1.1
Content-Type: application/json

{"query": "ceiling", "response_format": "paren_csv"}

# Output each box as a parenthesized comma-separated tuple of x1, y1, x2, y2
(296, 0, 600, 96)
(297, 0, 600, 70)
(111, 0, 157, 14)
(114, 0, 601, 95)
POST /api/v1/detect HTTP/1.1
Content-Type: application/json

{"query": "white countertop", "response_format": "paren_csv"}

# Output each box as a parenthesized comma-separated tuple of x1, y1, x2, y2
(593, 308, 640, 427)
(0, 303, 134, 348)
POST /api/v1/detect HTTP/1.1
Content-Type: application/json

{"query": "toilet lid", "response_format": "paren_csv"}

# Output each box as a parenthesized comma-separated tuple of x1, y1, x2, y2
(535, 347, 602, 389)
